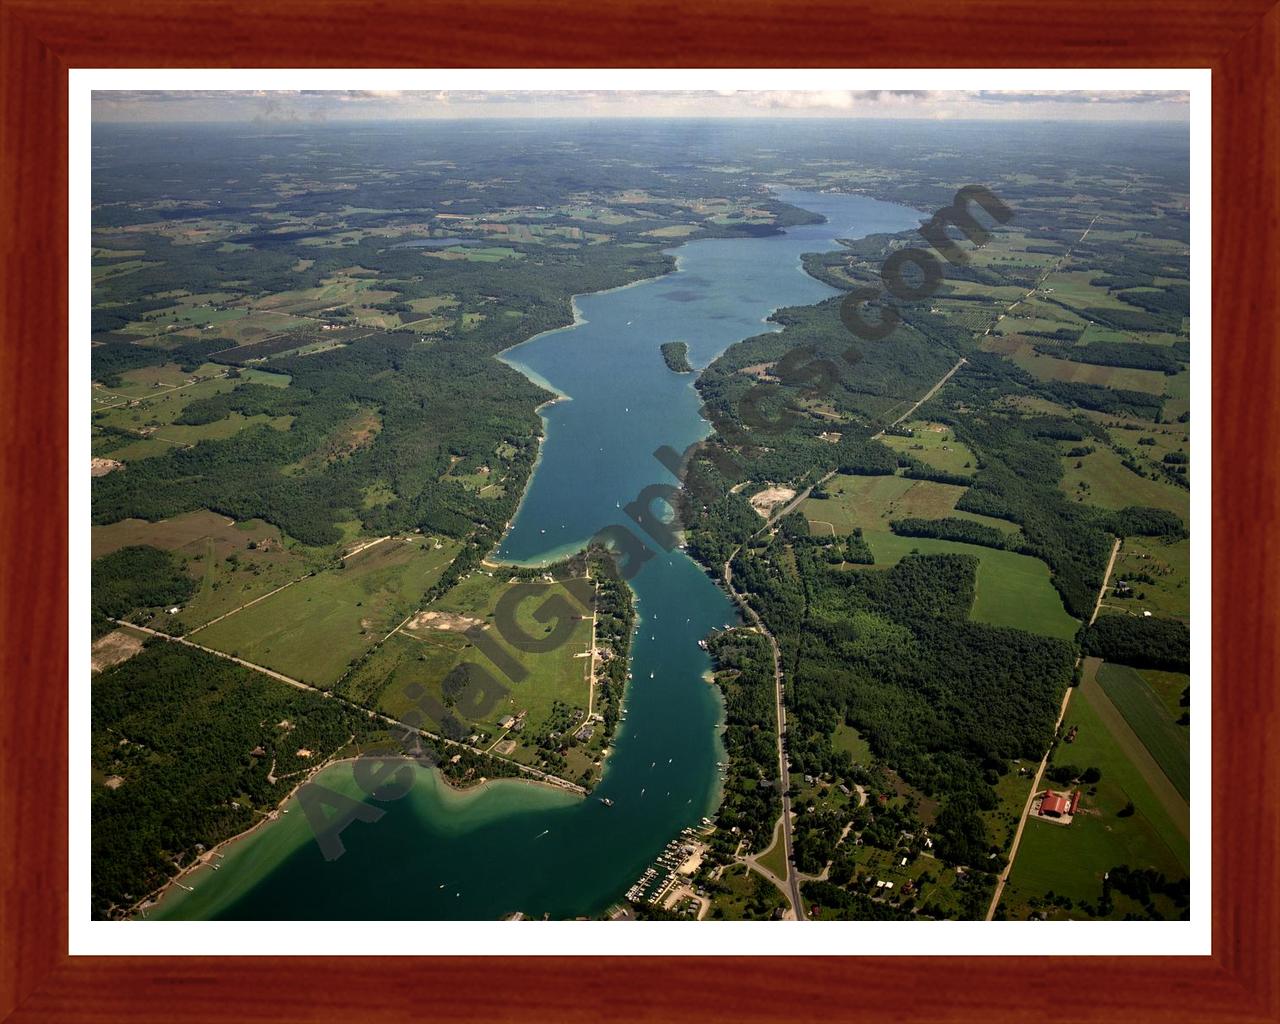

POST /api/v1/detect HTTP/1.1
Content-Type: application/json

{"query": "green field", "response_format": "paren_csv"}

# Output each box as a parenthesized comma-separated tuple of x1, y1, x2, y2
(706, 863, 786, 920)
(1095, 661, 1190, 799)
(92, 363, 295, 462)
(801, 472, 1017, 538)
(860, 531, 1079, 641)
(1137, 667, 1191, 722)
(757, 828, 789, 881)
(983, 334, 1171, 394)
(831, 722, 872, 765)
(338, 570, 595, 763)
(1102, 536, 1190, 621)
(1061, 447, 1190, 518)
(879, 421, 979, 477)
(982, 768, 1035, 855)
(91, 510, 335, 634)
(1002, 669, 1189, 919)
(192, 536, 460, 687)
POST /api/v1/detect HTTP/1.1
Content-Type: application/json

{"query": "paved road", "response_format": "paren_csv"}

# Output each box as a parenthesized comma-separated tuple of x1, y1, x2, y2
(721, 555, 805, 920)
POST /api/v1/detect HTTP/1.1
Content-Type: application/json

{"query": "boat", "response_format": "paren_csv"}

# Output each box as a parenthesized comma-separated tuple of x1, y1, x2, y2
(599, 797, 614, 807)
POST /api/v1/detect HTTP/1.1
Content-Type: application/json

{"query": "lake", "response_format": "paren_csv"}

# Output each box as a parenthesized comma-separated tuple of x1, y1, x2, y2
(152, 190, 920, 921)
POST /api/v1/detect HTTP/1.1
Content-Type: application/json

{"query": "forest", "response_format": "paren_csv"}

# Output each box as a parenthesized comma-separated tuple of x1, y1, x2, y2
(660, 341, 693, 373)
(91, 545, 195, 636)
(92, 643, 373, 918)
(731, 533, 1074, 869)
(705, 629, 781, 856)
(1084, 614, 1191, 672)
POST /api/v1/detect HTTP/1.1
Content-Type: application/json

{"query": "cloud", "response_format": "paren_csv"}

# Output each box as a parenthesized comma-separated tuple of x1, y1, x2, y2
(91, 88, 1191, 123)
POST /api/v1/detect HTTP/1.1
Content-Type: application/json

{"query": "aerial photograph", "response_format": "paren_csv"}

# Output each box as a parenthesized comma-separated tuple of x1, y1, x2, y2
(88, 88, 1193, 924)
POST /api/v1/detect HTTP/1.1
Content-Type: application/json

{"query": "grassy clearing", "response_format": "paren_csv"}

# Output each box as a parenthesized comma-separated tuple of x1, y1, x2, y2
(339, 570, 595, 764)
(1137, 667, 1191, 722)
(757, 827, 789, 882)
(92, 509, 291, 559)
(860, 531, 1079, 641)
(983, 334, 1171, 394)
(193, 536, 460, 687)
(982, 768, 1035, 855)
(643, 225, 699, 238)
(92, 510, 328, 634)
(1061, 447, 1189, 518)
(92, 363, 296, 461)
(1095, 661, 1189, 799)
(831, 722, 872, 765)
(251, 272, 402, 325)
(104, 413, 295, 462)
(801, 472, 1016, 538)
(1101, 536, 1190, 621)
(406, 294, 458, 315)
(1002, 669, 1189, 919)
(1042, 269, 1137, 312)
(706, 863, 787, 920)
(879, 420, 979, 477)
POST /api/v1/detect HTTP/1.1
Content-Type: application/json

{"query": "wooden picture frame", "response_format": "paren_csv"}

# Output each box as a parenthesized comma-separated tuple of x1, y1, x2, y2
(2, 1, 1276, 1019)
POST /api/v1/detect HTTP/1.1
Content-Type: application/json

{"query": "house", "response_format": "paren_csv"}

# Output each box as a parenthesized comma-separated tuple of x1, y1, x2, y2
(1069, 790, 1082, 815)
(498, 715, 515, 730)
(1040, 792, 1070, 817)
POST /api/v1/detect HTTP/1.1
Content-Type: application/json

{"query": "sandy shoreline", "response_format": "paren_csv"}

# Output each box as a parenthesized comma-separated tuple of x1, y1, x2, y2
(135, 751, 579, 920)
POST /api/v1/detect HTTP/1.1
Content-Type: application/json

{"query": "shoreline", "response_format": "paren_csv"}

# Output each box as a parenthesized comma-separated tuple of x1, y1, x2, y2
(137, 751, 580, 920)
(491, 261, 679, 563)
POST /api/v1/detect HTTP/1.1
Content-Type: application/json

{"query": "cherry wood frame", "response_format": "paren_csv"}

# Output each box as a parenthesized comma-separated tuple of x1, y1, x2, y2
(2, 1, 1277, 1020)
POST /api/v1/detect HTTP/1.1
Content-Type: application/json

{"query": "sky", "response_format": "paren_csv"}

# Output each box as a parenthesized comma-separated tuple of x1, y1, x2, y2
(92, 89, 1190, 124)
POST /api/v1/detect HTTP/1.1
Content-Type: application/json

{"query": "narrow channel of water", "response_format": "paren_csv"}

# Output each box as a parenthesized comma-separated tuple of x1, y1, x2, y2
(153, 190, 919, 920)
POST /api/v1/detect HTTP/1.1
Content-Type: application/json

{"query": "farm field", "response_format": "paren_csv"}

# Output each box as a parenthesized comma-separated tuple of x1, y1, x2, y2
(92, 509, 286, 558)
(1095, 660, 1190, 799)
(250, 270, 403, 324)
(192, 536, 461, 687)
(90, 361, 237, 408)
(101, 412, 295, 462)
(91, 509, 334, 634)
(1002, 669, 1189, 919)
(91, 364, 293, 461)
(1137, 667, 1192, 722)
(801, 472, 1017, 538)
(859, 531, 1079, 641)
(338, 570, 595, 764)
(1041, 269, 1141, 312)
(981, 334, 1171, 394)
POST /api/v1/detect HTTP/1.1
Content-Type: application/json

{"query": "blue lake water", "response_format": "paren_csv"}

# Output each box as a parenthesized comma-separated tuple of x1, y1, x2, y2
(154, 190, 919, 921)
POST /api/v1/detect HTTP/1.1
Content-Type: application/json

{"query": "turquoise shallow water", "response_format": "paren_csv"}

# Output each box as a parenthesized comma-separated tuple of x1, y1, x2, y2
(154, 190, 919, 921)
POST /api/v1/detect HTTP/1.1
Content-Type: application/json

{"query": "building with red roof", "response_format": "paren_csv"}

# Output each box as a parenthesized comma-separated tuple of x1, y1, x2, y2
(1040, 792, 1070, 817)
